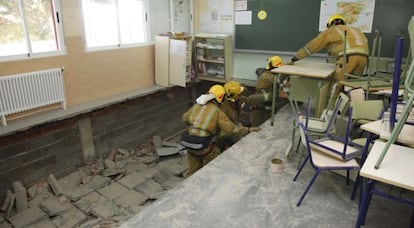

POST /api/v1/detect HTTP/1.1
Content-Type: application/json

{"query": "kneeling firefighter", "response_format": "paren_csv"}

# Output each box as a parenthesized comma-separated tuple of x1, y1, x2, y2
(217, 80, 247, 150)
(244, 56, 287, 127)
(181, 85, 260, 177)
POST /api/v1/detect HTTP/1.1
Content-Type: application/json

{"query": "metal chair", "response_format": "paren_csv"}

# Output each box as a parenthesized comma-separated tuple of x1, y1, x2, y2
(293, 97, 360, 206)
(294, 92, 350, 168)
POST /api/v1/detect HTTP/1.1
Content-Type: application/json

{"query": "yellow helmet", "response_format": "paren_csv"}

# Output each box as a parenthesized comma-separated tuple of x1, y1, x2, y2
(266, 56, 283, 70)
(208, 85, 226, 103)
(327, 14, 345, 27)
(224, 81, 245, 98)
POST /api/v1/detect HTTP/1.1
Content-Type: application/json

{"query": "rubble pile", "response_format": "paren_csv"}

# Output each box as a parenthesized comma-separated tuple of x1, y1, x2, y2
(0, 136, 188, 228)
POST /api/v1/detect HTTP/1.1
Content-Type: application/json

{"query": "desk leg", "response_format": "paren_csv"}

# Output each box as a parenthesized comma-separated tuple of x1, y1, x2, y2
(271, 73, 279, 126)
(356, 179, 375, 227)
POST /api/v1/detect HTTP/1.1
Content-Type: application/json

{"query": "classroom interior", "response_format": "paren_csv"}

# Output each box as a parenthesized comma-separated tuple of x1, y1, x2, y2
(0, 0, 414, 227)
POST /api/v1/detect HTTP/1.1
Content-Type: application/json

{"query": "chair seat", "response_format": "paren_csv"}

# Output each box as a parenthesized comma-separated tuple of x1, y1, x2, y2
(311, 148, 360, 168)
(311, 139, 362, 160)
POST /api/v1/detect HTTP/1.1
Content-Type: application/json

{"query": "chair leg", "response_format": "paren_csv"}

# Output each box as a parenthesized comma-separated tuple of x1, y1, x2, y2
(297, 170, 321, 207)
(293, 155, 309, 181)
(356, 179, 375, 227)
(351, 174, 361, 201)
(346, 169, 350, 185)
(296, 143, 305, 170)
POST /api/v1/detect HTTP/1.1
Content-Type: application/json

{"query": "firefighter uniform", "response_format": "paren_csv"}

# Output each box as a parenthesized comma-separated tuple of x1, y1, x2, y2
(244, 70, 274, 127)
(182, 101, 250, 176)
(292, 23, 369, 109)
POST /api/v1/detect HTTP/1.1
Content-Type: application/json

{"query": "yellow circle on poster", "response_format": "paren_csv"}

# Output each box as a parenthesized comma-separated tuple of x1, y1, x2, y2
(258, 10, 267, 20)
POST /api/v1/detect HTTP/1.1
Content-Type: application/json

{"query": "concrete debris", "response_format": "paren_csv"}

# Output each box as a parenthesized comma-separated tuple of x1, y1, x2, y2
(102, 168, 126, 177)
(39, 196, 73, 216)
(1, 191, 13, 212)
(4, 193, 14, 220)
(0, 135, 188, 228)
(155, 147, 180, 157)
(152, 135, 163, 148)
(28, 193, 54, 209)
(46, 174, 63, 196)
(104, 159, 117, 170)
(97, 183, 129, 201)
(162, 141, 180, 147)
(8, 207, 47, 228)
(51, 207, 87, 228)
(90, 201, 119, 219)
(12, 181, 28, 213)
(117, 172, 146, 189)
(28, 218, 58, 228)
(27, 181, 49, 200)
(74, 191, 108, 215)
(77, 217, 102, 228)
(115, 148, 130, 162)
(114, 190, 148, 207)
(133, 179, 163, 196)
(96, 157, 105, 171)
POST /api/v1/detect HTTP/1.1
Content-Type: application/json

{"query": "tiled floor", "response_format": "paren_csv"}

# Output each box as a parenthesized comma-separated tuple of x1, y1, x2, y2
(121, 104, 413, 228)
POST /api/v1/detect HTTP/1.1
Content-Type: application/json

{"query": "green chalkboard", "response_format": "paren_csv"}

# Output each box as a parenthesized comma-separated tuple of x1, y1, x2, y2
(235, 0, 413, 58)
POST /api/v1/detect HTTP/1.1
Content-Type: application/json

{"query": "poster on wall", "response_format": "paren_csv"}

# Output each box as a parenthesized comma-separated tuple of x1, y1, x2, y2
(200, 0, 234, 34)
(319, 0, 376, 33)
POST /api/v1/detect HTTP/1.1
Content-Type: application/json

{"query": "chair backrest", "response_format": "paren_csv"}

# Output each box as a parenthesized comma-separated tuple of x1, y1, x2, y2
(351, 100, 384, 123)
(320, 92, 349, 120)
(348, 87, 365, 102)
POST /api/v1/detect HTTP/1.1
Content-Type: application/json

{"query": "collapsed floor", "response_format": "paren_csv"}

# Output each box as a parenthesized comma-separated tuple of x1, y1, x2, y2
(0, 134, 188, 228)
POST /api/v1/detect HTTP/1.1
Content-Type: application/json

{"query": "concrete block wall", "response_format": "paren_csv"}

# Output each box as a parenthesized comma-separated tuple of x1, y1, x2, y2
(0, 84, 201, 201)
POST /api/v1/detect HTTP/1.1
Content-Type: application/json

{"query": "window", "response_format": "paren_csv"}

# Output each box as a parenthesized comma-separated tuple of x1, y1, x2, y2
(0, 0, 65, 61)
(81, 0, 148, 50)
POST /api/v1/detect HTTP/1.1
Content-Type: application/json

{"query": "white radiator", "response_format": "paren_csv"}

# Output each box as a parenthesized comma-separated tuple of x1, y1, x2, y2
(0, 68, 67, 126)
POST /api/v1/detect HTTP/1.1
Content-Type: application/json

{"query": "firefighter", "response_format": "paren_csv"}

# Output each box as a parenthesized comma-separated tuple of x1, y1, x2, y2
(181, 85, 260, 176)
(288, 14, 369, 108)
(244, 56, 285, 127)
(217, 80, 247, 150)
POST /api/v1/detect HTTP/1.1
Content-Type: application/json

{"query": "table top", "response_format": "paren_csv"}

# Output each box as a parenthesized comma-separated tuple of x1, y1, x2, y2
(361, 140, 414, 191)
(360, 119, 414, 145)
(271, 61, 335, 79)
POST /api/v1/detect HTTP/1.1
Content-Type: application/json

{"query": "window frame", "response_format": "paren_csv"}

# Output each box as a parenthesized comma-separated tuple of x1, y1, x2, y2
(0, 0, 66, 63)
(80, 0, 152, 52)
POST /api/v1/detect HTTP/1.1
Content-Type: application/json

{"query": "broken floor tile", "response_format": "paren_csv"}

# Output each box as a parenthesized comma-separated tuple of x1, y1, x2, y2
(114, 190, 148, 207)
(160, 176, 185, 190)
(1, 191, 13, 212)
(155, 147, 180, 157)
(82, 175, 111, 190)
(61, 186, 94, 202)
(28, 193, 55, 209)
(39, 197, 73, 216)
(117, 172, 146, 189)
(51, 207, 87, 228)
(90, 201, 119, 219)
(133, 179, 163, 196)
(97, 182, 129, 200)
(136, 166, 158, 179)
(74, 191, 109, 214)
(0, 222, 12, 228)
(7, 207, 48, 228)
(26, 218, 57, 228)
(102, 168, 125, 177)
(123, 159, 148, 174)
(77, 217, 102, 228)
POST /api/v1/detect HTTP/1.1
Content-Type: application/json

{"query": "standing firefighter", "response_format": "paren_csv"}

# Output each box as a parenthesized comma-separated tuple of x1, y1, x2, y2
(289, 14, 369, 108)
(181, 85, 260, 176)
(244, 56, 285, 127)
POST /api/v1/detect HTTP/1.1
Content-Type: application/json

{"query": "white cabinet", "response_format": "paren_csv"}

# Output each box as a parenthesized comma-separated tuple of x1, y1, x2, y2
(195, 34, 233, 83)
(155, 35, 193, 87)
